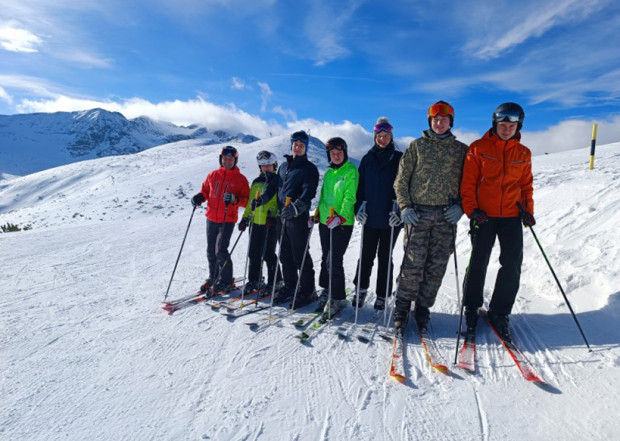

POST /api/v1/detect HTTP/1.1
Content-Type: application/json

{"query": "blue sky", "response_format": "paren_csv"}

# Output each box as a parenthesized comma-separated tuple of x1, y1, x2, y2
(1, 0, 619, 156)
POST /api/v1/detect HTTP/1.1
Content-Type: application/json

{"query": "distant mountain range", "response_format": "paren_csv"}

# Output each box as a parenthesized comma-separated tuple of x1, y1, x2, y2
(0, 108, 259, 178)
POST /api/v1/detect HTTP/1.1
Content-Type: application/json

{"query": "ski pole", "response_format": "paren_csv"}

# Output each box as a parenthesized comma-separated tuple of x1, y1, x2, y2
(240, 191, 260, 305)
(353, 201, 367, 325)
(327, 206, 334, 319)
(517, 202, 592, 351)
(164, 206, 197, 301)
(291, 207, 318, 313)
(210, 228, 245, 291)
(269, 197, 291, 318)
(452, 224, 468, 365)
(385, 210, 414, 329)
(382, 200, 398, 327)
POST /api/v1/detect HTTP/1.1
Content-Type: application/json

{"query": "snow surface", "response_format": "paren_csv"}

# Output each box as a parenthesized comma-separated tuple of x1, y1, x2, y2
(1, 138, 619, 441)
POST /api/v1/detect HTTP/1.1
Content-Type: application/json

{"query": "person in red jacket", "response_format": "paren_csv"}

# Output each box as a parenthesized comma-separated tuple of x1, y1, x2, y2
(192, 146, 249, 293)
(460, 103, 535, 341)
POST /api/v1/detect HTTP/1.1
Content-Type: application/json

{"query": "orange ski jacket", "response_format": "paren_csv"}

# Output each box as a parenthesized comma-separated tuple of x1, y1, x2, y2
(461, 129, 534, 218)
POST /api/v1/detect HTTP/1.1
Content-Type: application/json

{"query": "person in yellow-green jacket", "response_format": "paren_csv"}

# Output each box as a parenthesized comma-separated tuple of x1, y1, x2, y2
(316, 137, 359, 316)
(238, 151, 282, 294)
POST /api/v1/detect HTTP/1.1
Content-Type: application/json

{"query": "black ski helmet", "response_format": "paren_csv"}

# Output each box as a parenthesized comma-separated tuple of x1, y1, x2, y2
(493, 102, 525, 132)
(220, 145, 238, 166)
(290, 130, 309, 148)
(325, 137, 348, 164)
(256, 150, 278, 171)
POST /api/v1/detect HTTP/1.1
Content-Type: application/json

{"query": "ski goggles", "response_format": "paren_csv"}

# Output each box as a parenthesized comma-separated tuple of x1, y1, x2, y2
(427, 102, 454, 118)
(326, 142, 346, 151)
(493, 109, 521, 123)
(291, 131, 309, 143)
(221, 146, 238, 158)
(374, 122, 393, 133)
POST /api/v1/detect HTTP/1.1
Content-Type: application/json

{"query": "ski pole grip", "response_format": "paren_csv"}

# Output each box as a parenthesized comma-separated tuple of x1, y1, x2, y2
(255, 190, 260, 199)
(285, 196, 291, 206)
(356, 201, 367, 216)
(329, 206, 335, 217)
(392, 199, 399, 212)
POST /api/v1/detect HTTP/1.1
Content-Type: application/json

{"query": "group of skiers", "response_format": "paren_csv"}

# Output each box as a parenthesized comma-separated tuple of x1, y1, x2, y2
(191, 101, 535, 342)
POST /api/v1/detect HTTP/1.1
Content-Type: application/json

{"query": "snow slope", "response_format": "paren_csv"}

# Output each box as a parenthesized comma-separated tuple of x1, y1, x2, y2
(1, 139, 619, 441)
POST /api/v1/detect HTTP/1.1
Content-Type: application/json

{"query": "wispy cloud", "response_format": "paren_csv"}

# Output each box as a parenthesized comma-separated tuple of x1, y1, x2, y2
(0, 86, 13, 104)
(273, 105, 297, 121)
(258, 82, 272, 113)
(463, 0, 607, 59)
(0, 21, 43, 53)
(231, 77, 246, 90)
(304, 0, 362, 66)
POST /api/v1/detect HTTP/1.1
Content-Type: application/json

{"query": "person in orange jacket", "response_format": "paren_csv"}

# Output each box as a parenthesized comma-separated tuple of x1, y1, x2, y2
(460, 103, 535, 341)
(192, 146, 249, 293)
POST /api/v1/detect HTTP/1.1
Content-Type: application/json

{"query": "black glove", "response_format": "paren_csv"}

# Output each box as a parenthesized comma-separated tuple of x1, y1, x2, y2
(470, 209, 489, 225)
(521, 211, 536, 227)
(251, 196, 265, 211)
(266, 217, 274, 228)
(238, 219, 248, 232)
(281, 204, 296, 220)
(191, 193, 205, 207)
(223, 193, 236, 204)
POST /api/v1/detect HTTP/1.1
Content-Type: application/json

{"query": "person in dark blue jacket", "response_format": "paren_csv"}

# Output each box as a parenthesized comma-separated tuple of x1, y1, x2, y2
(273, 130, 320, 309)
(353, 117, 403, 310)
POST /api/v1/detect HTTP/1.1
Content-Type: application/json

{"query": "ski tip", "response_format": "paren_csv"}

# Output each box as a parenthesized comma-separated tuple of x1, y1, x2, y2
(433, 365, 450, 374)
(389, 373, 406, 383)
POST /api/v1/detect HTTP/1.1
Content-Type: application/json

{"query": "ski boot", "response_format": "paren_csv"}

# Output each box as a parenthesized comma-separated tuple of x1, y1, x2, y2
(488, 310, 511, 342)
(351, 288, 367, 308)
(414, 304, 430, 332)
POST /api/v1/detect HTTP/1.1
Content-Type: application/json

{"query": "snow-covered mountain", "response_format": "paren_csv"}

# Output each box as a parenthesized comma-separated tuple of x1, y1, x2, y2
(0, 108, 259, 177)
(1, 139, 618, 440)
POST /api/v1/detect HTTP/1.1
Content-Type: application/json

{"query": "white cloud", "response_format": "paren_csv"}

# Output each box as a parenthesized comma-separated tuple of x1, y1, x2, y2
(0, 86, 13, 104)
(0, 22, 43, 53)
(463, 0, 606, 60)
(258, 81, 272, 113)
(523, 116, 620, 155)
(231, 77, 246, 90)
(272, 105, 297, 121)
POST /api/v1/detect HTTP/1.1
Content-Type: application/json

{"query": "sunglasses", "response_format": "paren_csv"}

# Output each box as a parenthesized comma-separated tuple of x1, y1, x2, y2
(427, 103, 454, 118)
(494, 110, 521, 123)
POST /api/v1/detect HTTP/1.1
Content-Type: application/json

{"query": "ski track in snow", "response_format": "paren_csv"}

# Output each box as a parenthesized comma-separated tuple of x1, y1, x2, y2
(1, 140, 619, 440)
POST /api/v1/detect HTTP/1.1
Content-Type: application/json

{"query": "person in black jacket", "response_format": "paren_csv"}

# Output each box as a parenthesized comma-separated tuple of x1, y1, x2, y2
(273, 130, 320, 309)
(353, 117, 403, 310)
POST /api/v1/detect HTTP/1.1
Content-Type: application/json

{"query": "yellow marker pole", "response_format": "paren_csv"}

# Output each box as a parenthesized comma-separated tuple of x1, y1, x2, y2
(589, 123, 598, 170)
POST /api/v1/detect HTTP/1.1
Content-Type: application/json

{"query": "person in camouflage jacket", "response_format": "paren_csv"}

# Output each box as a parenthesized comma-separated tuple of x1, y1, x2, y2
(393, 101, 468, 331)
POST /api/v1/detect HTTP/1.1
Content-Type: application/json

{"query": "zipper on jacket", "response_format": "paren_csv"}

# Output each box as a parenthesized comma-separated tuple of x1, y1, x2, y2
(500, 140, 508, 217)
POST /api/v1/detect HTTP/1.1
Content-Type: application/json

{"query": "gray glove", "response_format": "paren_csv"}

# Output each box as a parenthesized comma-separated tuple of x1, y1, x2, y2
(444, 204, 464, 224)
(356, 210, 367, 225)
(388, 211, 402, 227)
(401, 207, 419, 226)
(223, 193, 236, 204)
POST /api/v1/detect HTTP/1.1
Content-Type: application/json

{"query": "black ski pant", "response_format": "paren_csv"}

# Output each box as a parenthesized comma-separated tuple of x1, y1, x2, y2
(463, 217, 523, 315)
(318, 224, 353, 301)
(206, 220, 235, 285)
(278, 216, 315, 297)
(247, 223, 281, 286)
(353, 225, 401, 299)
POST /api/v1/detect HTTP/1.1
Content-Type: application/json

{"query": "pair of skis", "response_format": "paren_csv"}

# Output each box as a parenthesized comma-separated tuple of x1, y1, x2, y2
(385, 318, 450, 384)
(457, 309, 544, 383)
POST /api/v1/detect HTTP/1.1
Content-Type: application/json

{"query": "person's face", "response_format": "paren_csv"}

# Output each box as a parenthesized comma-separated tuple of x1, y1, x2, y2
(329, 148, 344, 165)
(260, 164, 274, 173)
(496, 121, 518, 141)
(375, 131, 391, 148)
(431, 115, 451, 135)
(221, 154, 235, 170)
(292, 140, 306, 157)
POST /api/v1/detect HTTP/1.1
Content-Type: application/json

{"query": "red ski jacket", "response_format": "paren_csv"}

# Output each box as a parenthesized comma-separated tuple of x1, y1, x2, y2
(461, 129, 534, 218)
(198, 166, 249, 223)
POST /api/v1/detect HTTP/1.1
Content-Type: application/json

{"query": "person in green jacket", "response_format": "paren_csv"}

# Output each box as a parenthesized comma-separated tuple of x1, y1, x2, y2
(316, 137, 359, 315)
(238, 151, 282, 294)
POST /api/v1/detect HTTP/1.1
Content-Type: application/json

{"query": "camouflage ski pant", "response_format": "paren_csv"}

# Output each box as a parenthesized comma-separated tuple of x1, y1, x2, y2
(395, 205, 455, 309)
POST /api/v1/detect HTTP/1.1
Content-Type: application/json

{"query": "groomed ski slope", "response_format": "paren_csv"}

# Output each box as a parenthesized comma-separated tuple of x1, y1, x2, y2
(1, 138, 619, 440)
